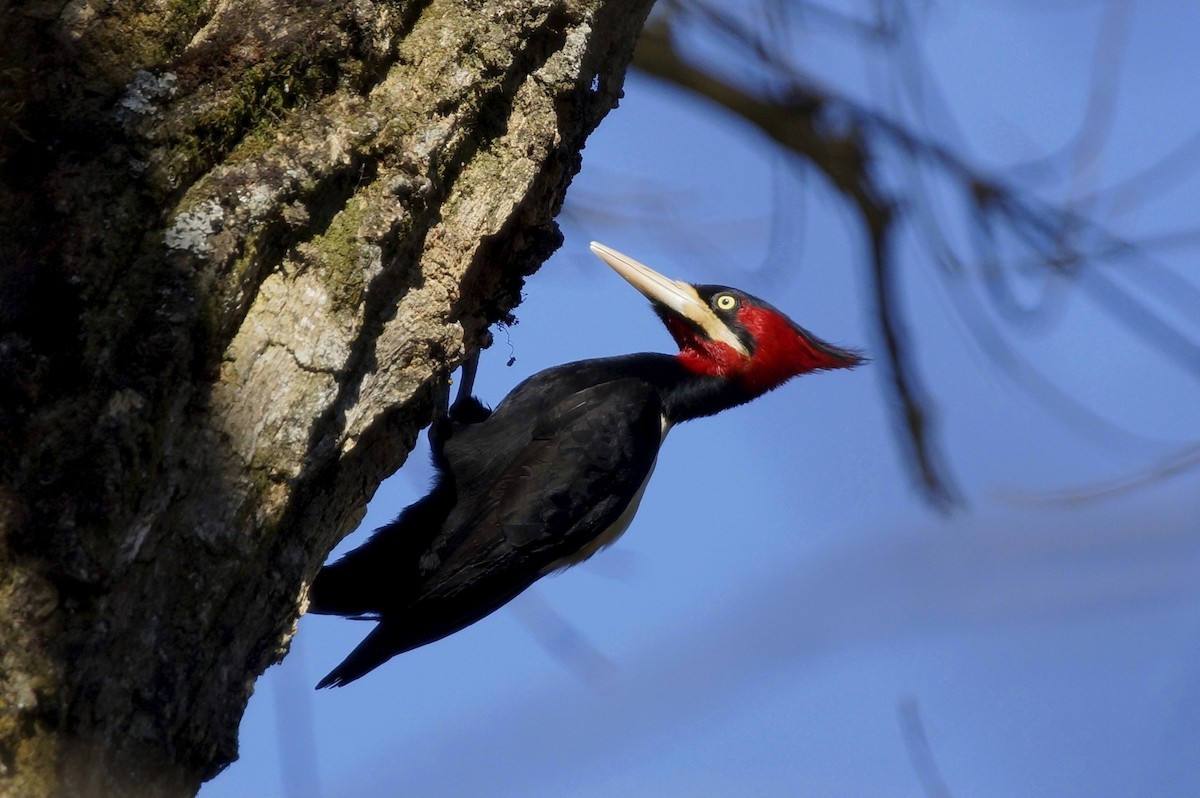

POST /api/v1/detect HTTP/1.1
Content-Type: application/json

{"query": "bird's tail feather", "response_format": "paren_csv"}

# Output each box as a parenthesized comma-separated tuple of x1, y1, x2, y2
(315, 619, 450, 688)
(315, 623, 401, 688)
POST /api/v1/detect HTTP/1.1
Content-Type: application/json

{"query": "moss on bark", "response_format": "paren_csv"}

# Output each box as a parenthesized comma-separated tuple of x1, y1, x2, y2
(0, 0, 654, 794)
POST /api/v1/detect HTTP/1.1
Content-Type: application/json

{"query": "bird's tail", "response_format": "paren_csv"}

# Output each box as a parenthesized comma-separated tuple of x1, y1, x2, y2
(316, 616, 459, 688)
(316, 622, 401, 688)
(316, 595, 510, 687)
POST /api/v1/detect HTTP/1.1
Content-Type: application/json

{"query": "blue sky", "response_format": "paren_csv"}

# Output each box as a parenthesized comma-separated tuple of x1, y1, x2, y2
(204, 4, 1200, 796)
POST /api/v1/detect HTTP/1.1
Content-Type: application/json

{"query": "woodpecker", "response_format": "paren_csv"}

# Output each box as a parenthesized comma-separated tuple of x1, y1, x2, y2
(308, 242, 863, 688)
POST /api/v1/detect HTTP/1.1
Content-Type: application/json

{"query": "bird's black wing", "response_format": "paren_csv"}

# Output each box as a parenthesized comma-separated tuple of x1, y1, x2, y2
(420, 376, 664, 593)
(315, 377, 664, 687)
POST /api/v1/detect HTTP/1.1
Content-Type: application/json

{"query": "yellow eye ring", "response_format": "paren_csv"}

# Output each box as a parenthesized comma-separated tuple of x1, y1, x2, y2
(715, 293, 738, 311)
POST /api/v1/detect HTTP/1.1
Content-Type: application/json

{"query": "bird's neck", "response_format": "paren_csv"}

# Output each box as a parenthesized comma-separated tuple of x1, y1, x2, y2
(607, 354, 761, 422)
(662, 367, 760, 421)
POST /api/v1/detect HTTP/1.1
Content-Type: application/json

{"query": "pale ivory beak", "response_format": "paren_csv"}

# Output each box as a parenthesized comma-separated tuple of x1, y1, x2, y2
(589, 242, 749, 356)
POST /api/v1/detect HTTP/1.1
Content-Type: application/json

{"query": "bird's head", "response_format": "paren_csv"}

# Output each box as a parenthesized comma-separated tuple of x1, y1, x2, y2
(591, 242, 864, 395)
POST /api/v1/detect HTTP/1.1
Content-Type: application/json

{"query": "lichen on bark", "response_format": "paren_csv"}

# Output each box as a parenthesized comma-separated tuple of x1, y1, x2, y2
(0, 0, 654, 794)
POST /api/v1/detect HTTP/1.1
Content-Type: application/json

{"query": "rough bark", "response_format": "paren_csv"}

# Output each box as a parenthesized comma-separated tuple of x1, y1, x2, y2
(0, 0, 653, 795)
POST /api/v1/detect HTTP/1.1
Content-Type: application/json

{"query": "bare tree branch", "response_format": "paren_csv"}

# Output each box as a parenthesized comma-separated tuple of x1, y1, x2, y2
(634, 12, 961, 506)
(630, 0, 1200, 502)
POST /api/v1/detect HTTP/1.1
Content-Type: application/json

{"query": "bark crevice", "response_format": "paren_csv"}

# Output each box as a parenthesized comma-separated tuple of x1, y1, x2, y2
(0, 1, 655, 795)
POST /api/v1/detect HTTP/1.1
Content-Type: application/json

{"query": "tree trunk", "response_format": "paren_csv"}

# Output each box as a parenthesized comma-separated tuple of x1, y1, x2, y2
(0, 1, 652, 794)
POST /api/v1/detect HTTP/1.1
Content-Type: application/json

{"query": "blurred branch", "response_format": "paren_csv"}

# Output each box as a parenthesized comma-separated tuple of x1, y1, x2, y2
(635, 13, 961, 507)
(510, 589, 619, 684)
(632, 0, 1200, 503)
(1003, 441, 1200, 505)
(899, 697, 955, 798)
(1066, 0, 1134, 205)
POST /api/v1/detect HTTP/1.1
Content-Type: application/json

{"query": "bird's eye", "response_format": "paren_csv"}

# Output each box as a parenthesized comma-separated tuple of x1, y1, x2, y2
(714, 293, 738, 311)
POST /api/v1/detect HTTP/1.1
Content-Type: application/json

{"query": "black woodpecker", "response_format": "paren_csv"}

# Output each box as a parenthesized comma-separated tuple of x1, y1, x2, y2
(308, 242, 864, 688)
